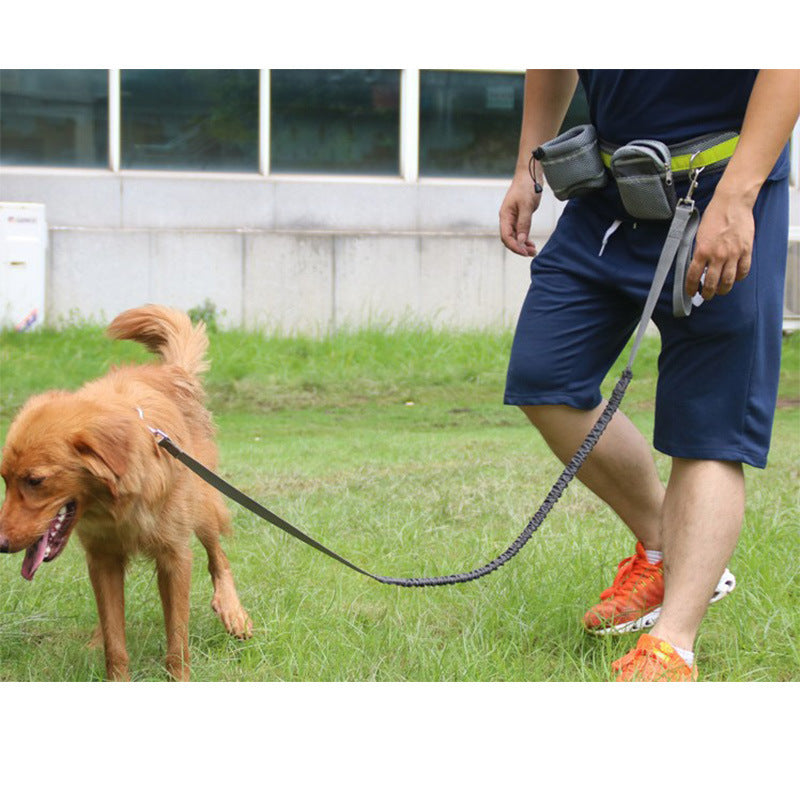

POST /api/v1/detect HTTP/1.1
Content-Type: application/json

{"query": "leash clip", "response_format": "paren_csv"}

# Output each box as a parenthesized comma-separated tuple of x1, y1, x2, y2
(679, 152, 706, 209)
(136, 406, 170, 444)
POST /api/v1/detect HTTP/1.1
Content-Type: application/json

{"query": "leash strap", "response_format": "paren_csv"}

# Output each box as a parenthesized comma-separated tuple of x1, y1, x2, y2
(672, 205, 701, 318)
(147, 189, 702, 588)
(155, 368, 631, 587)
(627, 200, 698, 369)
(156, 435, 379, 581)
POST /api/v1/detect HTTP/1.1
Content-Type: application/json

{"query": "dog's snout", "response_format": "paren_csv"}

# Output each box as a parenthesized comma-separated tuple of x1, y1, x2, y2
(0, 536, 9, 553)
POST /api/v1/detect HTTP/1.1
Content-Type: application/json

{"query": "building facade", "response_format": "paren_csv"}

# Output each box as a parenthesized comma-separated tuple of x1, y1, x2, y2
(1, 69, 798, 332)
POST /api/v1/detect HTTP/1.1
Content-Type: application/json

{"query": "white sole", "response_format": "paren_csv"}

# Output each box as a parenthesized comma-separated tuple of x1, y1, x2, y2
(588, 567, 737, 636)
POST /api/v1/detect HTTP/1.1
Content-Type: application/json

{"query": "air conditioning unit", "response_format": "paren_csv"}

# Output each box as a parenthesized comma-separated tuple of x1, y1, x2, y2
(0, 202, 48, 330)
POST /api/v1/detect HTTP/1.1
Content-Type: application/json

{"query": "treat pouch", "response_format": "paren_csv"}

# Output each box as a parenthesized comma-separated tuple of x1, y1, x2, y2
(609, 140, 677, 221)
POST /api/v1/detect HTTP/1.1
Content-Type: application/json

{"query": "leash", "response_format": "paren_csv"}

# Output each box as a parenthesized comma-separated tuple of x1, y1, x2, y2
(142, 174, 703, 588)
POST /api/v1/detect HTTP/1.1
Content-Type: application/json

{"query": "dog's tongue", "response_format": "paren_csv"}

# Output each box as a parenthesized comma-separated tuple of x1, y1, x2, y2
(21, 535, 48, 581)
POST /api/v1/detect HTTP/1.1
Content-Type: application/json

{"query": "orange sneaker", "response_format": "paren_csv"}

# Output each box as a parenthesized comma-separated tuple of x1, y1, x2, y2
(584, 544, 737, 635)
(613, 634, 698, 681)
(583, 543, 663, 635)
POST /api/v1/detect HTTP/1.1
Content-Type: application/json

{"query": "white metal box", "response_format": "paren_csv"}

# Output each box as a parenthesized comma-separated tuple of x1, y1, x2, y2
(0, 202, 48, 330)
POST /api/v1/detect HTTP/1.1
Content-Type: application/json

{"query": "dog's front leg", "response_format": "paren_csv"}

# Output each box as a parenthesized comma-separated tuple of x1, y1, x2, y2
(156, 546, 193, 681)
(86, 550, 130, 681)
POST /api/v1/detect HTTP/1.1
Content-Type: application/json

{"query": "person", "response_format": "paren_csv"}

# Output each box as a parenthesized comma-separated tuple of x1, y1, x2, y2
(499, 69, 799, 681)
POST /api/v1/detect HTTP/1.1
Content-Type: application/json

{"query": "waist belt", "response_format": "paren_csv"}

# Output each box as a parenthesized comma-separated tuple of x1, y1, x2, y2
(600, 132, 740, 178)
(598, 132, 736, 316)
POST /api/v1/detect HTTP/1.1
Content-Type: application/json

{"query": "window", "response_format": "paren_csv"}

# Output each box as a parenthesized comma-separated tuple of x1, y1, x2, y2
(419, 70, 525, 178)
(120, 69, 258, 172)
(270, 69, 401, 175)
(0, 69, 108, 168)
(419, 70, 591, 179)
(2, 69, 589, 178)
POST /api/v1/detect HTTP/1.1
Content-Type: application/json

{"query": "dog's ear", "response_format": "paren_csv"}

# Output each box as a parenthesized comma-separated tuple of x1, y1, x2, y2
(72, 419, 131, 498)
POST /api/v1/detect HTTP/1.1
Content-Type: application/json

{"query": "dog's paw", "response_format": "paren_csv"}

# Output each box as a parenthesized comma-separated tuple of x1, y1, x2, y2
(230, 609, 254, 640)
(212, 591, 253, 640)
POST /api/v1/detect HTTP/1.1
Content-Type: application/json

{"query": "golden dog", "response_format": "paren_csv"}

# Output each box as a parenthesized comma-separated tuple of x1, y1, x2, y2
(0, 305, 252, 680)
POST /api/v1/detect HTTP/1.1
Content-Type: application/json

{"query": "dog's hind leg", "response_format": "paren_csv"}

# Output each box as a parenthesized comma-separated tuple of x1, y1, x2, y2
(155, 544, 193, 681)
(86, 550, 130, 681)
(196, 496, 253, 640)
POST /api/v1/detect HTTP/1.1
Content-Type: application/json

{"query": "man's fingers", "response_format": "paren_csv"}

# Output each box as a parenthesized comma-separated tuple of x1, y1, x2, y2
(689, 258, 739, 300)
(499, 202, 536, 256)
(715, 259, 741, 296)
(699, 261, 722, 299)
(684, 253, 707, 297)
(687, 247, 751, 300)
(517, 233, 537, 257)
(514, 216, 536, 256)
(736, 253, 752, 283)
(499, 206, 519, 251)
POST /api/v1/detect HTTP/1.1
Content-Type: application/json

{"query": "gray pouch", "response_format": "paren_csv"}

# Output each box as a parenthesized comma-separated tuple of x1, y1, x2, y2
(533, 124, 608, 200)
(610, 140, 677, 221)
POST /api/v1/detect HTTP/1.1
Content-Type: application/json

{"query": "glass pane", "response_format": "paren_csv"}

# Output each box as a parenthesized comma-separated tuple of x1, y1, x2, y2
(419, 70, 524, 178)
(419, 70, 591, 178)
(121, 69, 258, 172)
(0, 69, 108, 168)
(271, 69, 400, 175)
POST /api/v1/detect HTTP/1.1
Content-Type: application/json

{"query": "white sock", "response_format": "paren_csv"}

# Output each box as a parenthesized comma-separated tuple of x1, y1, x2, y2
(674, 644, 694, 667)
(644, 549, 663, 565)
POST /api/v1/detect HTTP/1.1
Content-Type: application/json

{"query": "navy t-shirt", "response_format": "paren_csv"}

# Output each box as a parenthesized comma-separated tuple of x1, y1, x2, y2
(577, 69, 789, 179)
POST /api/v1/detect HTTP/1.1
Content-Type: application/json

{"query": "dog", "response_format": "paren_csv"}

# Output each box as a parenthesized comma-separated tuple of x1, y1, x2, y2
(0, 305, 252, 680)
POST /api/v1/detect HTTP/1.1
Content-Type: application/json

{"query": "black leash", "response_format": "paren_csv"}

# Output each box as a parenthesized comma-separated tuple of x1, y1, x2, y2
(146, 180, 701, 588)
(153, 368, 630, 587)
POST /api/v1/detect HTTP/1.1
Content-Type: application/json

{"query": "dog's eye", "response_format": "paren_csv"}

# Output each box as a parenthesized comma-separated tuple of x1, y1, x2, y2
(25, 476, 45, 488)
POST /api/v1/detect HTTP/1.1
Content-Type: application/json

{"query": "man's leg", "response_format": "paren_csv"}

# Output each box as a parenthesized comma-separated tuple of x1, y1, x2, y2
(522, 403, 665, 549)
(650, 458, 745, 651)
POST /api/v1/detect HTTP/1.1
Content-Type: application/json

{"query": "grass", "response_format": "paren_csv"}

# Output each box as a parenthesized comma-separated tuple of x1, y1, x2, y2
(0, 323, 798, 682)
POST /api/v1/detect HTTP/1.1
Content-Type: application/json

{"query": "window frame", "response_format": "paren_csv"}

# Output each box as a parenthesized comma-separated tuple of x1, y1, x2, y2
(0, 68, 543, 183)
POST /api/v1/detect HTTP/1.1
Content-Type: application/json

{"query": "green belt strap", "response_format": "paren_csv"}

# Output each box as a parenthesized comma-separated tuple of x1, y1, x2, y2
(601, 134, 740, 173)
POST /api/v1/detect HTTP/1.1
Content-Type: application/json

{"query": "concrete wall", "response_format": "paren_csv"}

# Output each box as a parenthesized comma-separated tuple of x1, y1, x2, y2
(3, 169, 799, 333)
(44, 227, 537, 332)
(0, 170, 566, 332)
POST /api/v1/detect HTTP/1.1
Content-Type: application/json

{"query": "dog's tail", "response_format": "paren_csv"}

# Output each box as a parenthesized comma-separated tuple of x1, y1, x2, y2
(107, 305, 209, 377)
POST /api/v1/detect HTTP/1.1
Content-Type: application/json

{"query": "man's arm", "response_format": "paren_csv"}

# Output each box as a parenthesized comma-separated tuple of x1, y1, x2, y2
(499, 69, 579, 256)
(685, 69, 800, 300)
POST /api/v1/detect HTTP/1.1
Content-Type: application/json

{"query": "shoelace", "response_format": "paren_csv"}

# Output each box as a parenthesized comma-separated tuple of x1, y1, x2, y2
(599, 551, 653, 600)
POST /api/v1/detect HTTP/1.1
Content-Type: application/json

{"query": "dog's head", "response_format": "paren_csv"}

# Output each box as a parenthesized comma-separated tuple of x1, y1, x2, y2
(0, 391, 132, 580)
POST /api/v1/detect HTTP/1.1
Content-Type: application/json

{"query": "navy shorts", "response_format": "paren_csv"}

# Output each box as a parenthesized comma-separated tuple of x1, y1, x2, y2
(504, 174, 789, 469)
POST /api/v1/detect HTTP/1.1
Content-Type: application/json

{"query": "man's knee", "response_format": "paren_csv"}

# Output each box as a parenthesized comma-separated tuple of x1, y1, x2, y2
(521, 403, 602, 437)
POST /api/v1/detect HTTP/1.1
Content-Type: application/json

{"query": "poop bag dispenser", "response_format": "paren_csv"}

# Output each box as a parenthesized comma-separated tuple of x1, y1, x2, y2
(533, 125, 608, 200)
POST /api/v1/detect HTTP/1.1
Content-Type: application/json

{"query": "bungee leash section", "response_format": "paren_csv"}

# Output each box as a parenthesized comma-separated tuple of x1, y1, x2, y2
(145, 166, 704, 589)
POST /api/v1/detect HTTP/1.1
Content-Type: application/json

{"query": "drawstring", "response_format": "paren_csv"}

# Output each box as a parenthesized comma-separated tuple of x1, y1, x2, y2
(598, 219, 623, 257)
(529, 150, 543, 194)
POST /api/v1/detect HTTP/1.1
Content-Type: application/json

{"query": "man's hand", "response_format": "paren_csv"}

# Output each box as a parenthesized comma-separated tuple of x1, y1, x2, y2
(499, 170, 541, 257)
(685, 69, 799, 302)
(685, 189, 755, 300)
(499, 69, 579, 258)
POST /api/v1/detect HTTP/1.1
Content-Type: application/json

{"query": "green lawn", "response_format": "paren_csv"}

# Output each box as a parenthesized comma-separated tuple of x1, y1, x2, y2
(0, 324, 798, 681)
